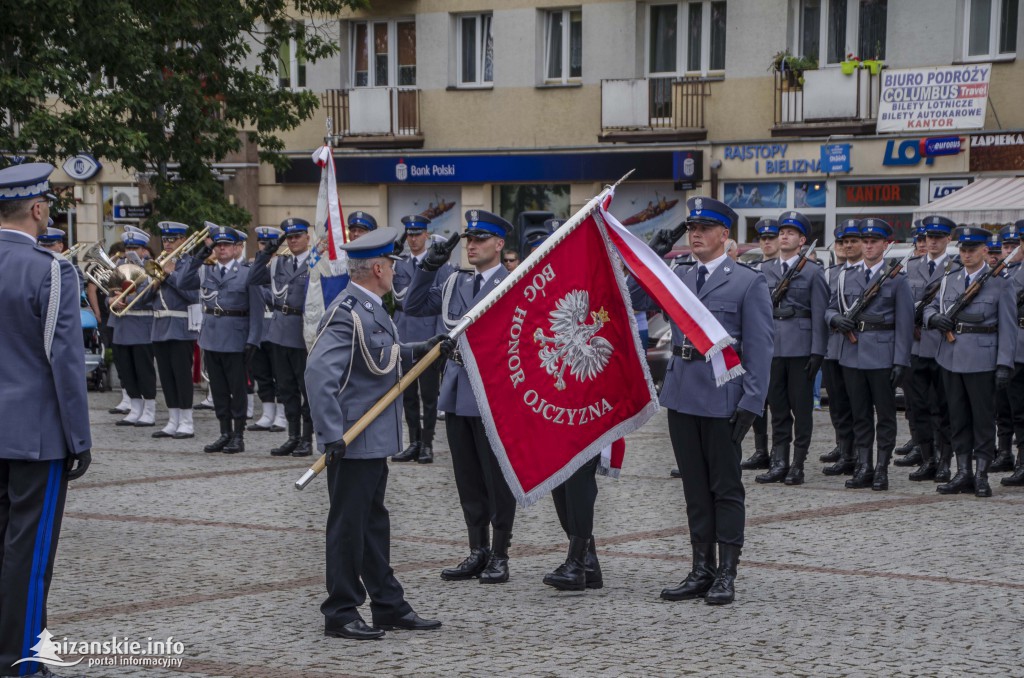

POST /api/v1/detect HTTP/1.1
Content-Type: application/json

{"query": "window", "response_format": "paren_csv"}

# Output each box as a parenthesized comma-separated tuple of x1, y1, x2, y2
(278, 26, 306, 90)
(964, 0, 1018, 60)
(797, 0, 887, 65)
(457, 13, 493, 86)
(544, 9, 582, 83)
(351, 20, 417, 87)
(647, 2, 726, 75)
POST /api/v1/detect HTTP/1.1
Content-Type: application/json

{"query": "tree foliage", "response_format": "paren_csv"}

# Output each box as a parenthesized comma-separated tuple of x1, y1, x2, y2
(0, 0, 367, 229)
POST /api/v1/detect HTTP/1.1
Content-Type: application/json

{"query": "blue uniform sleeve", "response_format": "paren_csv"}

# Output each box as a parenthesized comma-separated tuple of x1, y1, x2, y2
(46, 259, 92, 455)
(810, 265, 829, 356)
(405, 264, 444, 317)
(246, 283, 264, 346)
(178, 254, 204, 291)
(306, 305, 354, 447)
(997, 278, 1017, 369)
(248, 249, 273, 286)
(738, 273, 774, 416)
(892, 276, 914, 368)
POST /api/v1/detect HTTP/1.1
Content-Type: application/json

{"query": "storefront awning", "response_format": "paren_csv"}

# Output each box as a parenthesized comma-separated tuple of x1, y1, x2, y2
(914, 177, 1024, 226)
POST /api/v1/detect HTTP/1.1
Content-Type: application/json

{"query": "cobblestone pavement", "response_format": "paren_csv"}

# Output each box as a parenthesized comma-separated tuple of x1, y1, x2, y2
(46, 392, 1024, 677)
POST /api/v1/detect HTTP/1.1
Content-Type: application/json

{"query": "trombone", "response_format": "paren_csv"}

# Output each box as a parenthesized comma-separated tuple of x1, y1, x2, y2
(111, 227, 210, 316)
(63, 241, 87, 260)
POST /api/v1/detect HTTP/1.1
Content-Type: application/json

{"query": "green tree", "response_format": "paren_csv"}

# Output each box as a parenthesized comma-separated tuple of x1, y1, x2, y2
(0, 0, 367, 230)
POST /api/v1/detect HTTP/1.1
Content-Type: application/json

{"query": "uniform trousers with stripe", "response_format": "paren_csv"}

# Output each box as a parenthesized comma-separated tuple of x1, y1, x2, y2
(0, 459, 67, 676)
(113, 343, 156, 399)
(153, 340, 194, 409)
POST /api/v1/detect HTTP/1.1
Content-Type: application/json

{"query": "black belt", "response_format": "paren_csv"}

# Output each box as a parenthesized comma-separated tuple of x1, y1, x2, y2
(855, 321, 895, 332)
(954, 323, 997, 334)
(204, 307, 249, 318)
(273, 303, 303, 317)
(773, 308, 812, 320)
(672, 345, 703, 361)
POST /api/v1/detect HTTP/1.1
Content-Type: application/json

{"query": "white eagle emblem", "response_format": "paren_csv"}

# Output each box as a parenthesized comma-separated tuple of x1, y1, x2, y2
(533, 290, 614, 391)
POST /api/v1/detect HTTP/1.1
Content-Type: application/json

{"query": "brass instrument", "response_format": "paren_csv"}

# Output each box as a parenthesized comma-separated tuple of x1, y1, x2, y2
(79, 243, 120, 294)
(112, 227, 209, 316)
(62, 242, 87, 260)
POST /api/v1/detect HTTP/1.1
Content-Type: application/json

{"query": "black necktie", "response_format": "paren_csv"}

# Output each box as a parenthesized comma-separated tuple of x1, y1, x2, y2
(965, 274, 970, 291)
(291, 257, 297, 273)
(696, 265, 708, 293)
(473, 273, 483, 296)
(864, 268, 871, 285)
(928, 260, 936, 276)
(219, 265, 227, 278)
(782, 262, 789, 275)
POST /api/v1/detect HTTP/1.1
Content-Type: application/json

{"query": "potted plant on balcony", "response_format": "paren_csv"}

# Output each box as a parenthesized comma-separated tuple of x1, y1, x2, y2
(785, 54, 818, 87)
(768, 49, 792, 74)
(841, 53, 861, 75)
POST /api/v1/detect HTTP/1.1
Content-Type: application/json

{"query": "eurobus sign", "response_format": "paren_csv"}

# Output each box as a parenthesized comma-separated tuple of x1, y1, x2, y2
(883, 136, 963, 166)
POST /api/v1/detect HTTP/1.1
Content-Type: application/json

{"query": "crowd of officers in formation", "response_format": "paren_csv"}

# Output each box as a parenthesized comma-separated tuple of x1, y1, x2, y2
(733, 213, 1024, 499)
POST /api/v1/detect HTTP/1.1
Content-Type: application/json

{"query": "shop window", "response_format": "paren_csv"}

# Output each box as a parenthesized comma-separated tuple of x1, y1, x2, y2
(494, 185, 571, 226)
(457, 13, 493, 86)
(352, 19, 416, 88)
(648, 1, 727, 75)
(964, 0, 1018, 60)
(544, 9, 583, 83)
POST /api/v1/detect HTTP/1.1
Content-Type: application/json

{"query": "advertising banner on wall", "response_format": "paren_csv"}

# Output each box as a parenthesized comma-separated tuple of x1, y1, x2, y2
(387, 185, 462, 239)
(877, 64, 991, 133)
(605, 182, 688, 241)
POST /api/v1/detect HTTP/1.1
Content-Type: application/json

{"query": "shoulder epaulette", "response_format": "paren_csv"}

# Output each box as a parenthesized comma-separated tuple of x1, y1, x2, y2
(908, 254, 924, 261)
(340, 295, 358, 310)
(674, 259, 697, 267)
(736, 262, 758, 272)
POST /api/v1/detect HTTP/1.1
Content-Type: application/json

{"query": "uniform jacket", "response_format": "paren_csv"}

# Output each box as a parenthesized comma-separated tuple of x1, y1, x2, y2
(305, 284, 413, 458)
(1011, 264, 1024, 365)
(924, 263, 1016, 373)
(405, 262, 507, 417)
(760, 257, 828, 358)
(256, 285, 273, 345)
(248, 250, 309, 350)
(144, 254, 199, 343)
(179, 257, 262, 352)
(0, 231, 91, 460)
(825, 264, 914, 370)
(905, 255, 955, 360)
(825, 263, 848, 360)
(392, 253, 444, 342)
(631, 259, 774, 418)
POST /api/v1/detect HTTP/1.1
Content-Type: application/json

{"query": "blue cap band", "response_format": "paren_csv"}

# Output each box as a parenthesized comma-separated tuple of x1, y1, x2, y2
(346, 242, 397, 259)
(689, 209, 731, 226)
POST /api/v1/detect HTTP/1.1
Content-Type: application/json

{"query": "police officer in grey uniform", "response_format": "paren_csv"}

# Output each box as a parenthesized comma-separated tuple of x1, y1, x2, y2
(740, 218, 780, 471)
(825, 219, 913, 491)
(755, 211, 827, 486)
(249, 217, 315, 457)
(903, 216, 956, 482)
(1004, 219, 1024, 486)
(306, 227, 445, 640)
(180, 224, 263, 454)
(404, 210, 519, 584)
(391, 214, 445, 464)
(0, 163, 91, 676)
(821, 221, 863, 475)
(247, 226, 284, 433)
(110, 226, 158, 427)
(348, 210, 377, 240)
(633, 197, 774, 606)
(991, 223, 1023, 473)
(924, 226, 1016, 497)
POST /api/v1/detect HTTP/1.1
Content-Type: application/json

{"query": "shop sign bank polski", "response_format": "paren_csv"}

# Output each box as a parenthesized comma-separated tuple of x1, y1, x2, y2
(877, 64, 991, 133)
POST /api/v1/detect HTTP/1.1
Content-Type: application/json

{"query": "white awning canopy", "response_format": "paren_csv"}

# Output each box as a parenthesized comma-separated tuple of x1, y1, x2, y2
(914, 177, 1024, 227)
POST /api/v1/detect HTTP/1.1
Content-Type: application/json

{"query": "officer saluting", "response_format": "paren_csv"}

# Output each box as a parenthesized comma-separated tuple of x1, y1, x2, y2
(180, 224, 263, 454)
(248, 218, 315, 457)
(755, 211, 827, 486)
(825, 219, 913, 491)
(633, 197, 774, 606)
(924, 226, 1016, 497)
(404, 210, 519, 584)
(0, 163, 91, 675)
(306, 227, 446, 640)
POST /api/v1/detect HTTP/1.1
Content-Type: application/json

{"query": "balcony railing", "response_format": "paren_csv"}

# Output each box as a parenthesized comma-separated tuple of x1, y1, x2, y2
(600, 76, 709, 142)
(773, 67, 880, 136)
(322, 87, 423, 148)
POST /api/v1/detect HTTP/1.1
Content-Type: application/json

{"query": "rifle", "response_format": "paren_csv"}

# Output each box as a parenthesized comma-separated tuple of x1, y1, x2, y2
(840, 244, 909, 345)
(914, 274, 947, 326)
(771, 239, 818, 307)
(942, 244, 1020, 343)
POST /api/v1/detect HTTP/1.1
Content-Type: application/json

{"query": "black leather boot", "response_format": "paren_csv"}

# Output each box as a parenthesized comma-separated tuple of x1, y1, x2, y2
(479, 530, 511, 584)
(784, 447, 807, 485)
(937, 453, 975, 494)
(204, 419, 232, 453)
(872, 448, 892, 491)
(823, 440, 856, 476)
(895, 437, 916, 456)
(934, 442, 953, 483)
(740, 434, 770, 470)
(271, 419, 301, 457)
(585, 536, 603, 589)
(705, 543, 740, 606)
(392, 440, 420, 462)
(819, 444, 841, 463)
(908, 442, 937, 481)
(991, 443, 1015, 473)
(441, 527, 490, 581)
(894, 445, 923, 467)
(417, 434, 434, 464)
(1000, 447, 1024, 486)
(755, 445, 789, 484)
(974, 457, 993, 498)
(292, 418, 313, 457)
(543, 536, 588, 591)
(660, 543, 716, 601)
(845, 447, 874, 488)
(223, 419, 246, 454)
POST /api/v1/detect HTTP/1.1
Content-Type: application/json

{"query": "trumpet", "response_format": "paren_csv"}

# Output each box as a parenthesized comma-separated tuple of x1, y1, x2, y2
(112, 227, 210, 316)
(63, 242, 87, 260)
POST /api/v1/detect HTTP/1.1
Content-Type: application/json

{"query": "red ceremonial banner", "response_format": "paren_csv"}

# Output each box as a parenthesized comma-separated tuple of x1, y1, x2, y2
(460, 212, 658, 506)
